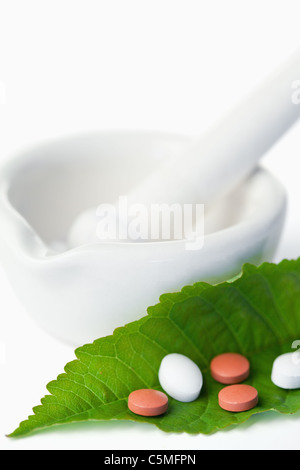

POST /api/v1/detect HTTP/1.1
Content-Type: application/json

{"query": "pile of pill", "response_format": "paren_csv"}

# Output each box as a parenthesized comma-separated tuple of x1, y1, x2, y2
(127, 349, 300, 417)
(210, 352, 258, 412)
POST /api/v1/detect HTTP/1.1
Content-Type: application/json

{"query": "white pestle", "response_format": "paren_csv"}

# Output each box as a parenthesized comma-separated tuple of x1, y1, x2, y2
(68, 50, 300, 248)
(127, 50, 300, 207)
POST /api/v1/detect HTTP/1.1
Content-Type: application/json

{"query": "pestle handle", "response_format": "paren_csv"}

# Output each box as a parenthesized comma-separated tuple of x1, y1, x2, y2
(126, 50, 300, 206)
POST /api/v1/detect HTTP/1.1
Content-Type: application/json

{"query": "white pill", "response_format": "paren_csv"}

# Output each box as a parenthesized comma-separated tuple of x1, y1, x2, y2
(271, 352, 300, 389)
(158, 353, 203, 402)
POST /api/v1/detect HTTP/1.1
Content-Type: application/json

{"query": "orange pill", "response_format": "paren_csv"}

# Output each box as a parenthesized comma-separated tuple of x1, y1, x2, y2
(128, 389, 168, 417)
(210, 352, 250, 384)
(218, 384, 258, 412)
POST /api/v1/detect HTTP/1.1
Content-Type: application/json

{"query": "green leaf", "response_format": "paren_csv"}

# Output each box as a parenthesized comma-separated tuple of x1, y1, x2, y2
(8, 258, 300, 437)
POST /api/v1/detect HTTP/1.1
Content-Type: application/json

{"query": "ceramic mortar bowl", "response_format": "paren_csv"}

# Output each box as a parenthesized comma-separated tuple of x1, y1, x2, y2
(0, 132, 286, 345)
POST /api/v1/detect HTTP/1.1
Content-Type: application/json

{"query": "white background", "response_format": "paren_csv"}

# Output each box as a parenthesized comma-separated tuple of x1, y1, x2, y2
(1, 0, 300, 450)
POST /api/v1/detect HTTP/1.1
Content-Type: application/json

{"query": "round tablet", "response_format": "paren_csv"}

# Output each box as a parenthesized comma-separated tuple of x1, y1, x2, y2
(158, 353, 203, 402)
(271, 352, 300, 389)
(128, 389, 168, 416)
(218, 384, 258, 412)
(210, 352, 250, 384)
